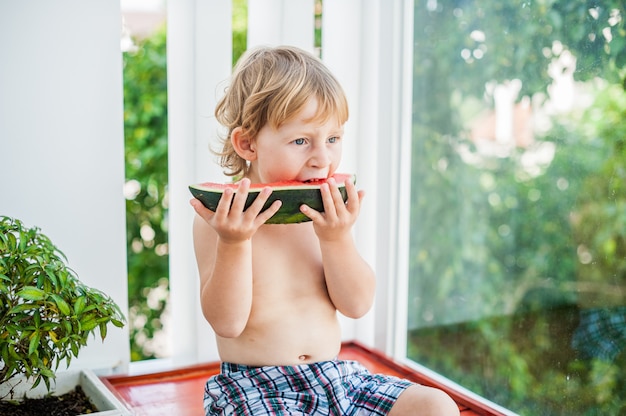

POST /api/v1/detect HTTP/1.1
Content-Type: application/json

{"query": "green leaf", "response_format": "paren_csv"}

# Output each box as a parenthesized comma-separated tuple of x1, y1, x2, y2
(49, 294, 71, 316)
(73, 296, 86, 315)
(33, 309, 41, 327)
(16, 286, 46, 301)
(40, 367, 55, 378)
(6, 232, 17, 252)
(7, 303, 40, 314)
(80, 317, 98, 332)
(111, 319, 125, 328)
(8, 345, 20, 360)
(32, 375, 43, 390)
(18, 230, 28, 252)
(28, 332, 41, 356)
(62, 319, 72, 336)
(70, 342, 79, 357)
(99, 322, 108, 340)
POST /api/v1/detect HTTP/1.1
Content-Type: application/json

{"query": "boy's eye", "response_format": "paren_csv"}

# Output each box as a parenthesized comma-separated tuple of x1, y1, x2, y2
(294, 138, 306, 145)
(328, 136, 339, 143)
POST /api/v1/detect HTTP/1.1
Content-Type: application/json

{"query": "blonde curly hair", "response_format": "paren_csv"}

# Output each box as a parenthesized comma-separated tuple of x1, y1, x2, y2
(214, 45, 349, 177)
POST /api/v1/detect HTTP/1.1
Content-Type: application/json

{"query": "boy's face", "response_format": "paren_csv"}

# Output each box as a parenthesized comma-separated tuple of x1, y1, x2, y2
(247, 98, 343, 184)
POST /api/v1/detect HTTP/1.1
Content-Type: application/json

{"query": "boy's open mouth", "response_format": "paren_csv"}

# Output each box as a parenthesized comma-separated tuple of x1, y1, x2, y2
(302, 177, 327, 183)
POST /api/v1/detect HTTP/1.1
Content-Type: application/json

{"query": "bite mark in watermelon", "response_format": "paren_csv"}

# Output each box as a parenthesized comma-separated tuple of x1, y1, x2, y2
(189, 173, 355, 224)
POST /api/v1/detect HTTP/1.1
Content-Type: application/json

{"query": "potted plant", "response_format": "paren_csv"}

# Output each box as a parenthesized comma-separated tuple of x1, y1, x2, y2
(0, 215, 129, 415)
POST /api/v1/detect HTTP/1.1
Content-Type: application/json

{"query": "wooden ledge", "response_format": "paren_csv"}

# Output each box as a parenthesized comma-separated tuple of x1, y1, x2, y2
(102, 341, 508, 415)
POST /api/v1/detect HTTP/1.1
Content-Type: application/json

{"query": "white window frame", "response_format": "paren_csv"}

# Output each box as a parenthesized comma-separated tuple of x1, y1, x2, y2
(321, 0, 417, 359)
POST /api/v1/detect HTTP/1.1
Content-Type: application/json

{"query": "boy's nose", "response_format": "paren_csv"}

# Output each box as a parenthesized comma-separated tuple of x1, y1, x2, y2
(309, 147, 331, 168)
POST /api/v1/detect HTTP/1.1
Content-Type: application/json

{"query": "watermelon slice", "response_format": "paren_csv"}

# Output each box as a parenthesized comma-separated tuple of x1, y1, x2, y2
(189, 173, 355, 224)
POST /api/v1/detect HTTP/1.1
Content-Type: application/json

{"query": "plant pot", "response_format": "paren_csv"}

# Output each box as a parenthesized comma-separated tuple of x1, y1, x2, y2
(0, 369, 132, 415)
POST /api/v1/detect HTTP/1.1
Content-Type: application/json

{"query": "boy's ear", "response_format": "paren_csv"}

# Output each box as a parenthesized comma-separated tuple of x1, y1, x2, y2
(231, 127, 257, 161)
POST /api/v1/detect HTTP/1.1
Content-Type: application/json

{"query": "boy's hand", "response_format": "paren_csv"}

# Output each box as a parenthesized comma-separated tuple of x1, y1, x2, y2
(300, 177, 364, 241)
(190, 178, 281, 243)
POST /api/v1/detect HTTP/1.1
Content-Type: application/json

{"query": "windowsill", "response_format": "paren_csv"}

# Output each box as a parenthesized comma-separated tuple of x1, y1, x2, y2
(101, 341, 512, 415)
(127, 357, 176, 376)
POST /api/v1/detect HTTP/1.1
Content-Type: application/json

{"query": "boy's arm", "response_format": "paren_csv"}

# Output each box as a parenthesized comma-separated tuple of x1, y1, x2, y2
(319, 235, 376, 319)
(191, 179, 281, 338)
(301, 178, 376, 318)
(192, 215, 253, 338)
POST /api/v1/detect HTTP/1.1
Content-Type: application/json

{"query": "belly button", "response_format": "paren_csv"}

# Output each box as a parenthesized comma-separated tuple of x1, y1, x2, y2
(298, 355, 309, 361)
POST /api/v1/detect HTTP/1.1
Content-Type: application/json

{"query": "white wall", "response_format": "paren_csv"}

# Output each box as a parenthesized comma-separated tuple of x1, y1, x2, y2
(0, 0, 130, 373)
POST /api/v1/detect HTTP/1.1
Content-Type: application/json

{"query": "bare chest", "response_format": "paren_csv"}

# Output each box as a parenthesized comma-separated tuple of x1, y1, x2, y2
(250, 223, 324, 292)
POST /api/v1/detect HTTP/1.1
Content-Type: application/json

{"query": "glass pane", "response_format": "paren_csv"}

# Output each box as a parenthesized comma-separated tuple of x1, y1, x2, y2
(407, 1, 626, 414)
(122, 22, 170, 361)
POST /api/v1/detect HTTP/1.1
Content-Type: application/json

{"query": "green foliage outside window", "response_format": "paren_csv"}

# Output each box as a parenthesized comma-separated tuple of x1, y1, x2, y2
(123, 28, 169, 361)
(408, 1, 626, 414)
(232, 0, 248, 65)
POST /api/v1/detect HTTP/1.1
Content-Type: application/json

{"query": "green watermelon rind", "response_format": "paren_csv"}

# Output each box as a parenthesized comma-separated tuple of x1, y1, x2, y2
(189, 174, 355, 224)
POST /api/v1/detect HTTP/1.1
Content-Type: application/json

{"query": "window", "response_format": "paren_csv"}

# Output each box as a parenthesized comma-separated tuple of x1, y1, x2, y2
(406, 1, 625, 414)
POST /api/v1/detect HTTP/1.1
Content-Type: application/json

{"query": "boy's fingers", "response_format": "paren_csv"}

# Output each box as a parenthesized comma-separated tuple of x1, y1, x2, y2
(190, 198, 215, 221)
(257, 200, 282, 224)
(345, 181, 363, 213)
(345, 178, 359, 201)
(320, 182, 337, 217)
(230, 178, 250, 213)
(300, 204, 322, 221)
(329, 177, 349, 211)
(214, 187, 234, 217)
(247, 187, 273, 215)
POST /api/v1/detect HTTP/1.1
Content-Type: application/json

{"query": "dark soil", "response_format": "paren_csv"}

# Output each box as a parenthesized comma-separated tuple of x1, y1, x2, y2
(0, 386, 99, 416)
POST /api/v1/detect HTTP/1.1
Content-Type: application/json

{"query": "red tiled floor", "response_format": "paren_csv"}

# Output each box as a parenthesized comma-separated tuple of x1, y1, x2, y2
(102, 341, 506, 415)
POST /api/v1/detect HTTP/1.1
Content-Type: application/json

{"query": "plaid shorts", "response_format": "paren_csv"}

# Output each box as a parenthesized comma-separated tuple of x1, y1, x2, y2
(203, 360, 413, 415)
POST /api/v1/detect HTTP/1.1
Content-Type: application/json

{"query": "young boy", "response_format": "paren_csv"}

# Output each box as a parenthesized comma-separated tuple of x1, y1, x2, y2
(190, 45, 459, 416)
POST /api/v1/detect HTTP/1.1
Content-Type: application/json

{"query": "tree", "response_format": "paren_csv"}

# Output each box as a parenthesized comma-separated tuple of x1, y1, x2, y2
(123, 28, 169, 361)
